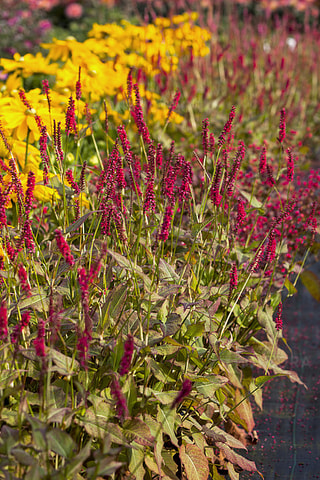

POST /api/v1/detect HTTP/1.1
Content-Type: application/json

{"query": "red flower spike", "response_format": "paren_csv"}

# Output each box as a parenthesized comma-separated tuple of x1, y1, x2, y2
(275, 303, 283, 331)
(65, 96, 77, 136)
(278, 108, 286, 144)
(202, 118, 209, 158)
(171, 379, 192, 409)
(110, 377, 129, 420)
(119, 334, 134, 376)
(0, 300, 8, 340)
(11, 310, 31, 345)
(55, 229, 75, 266)
(76, 66, 82, 101)
(166, 90, 181, 124)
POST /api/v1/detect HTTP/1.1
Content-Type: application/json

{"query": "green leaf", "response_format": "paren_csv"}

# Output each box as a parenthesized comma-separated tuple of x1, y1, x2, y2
(87, 459, 123, 478)
(254, 374, 285, 388)
(108, 249, 151, 289)
(18, 288, 49, 311)
(185, 322, 205, 339)
(103, 283, 128, 322)
(25, 463, 46, 480)
(195, 375, 229, 398)
(148, 358, 177, 383)
(150, 389, 177, 405)
(157, 406, 179, 448)
(219, 350, 247, 364)
(0, 370, 21, 389)
(129, 442, 145, 480)
(158, 259, 180, 282)
(47, 429, 76, 458)
(160, 313, 181, 337)
(123, 418, 155, 446)
(49, 348, 80, 375)
(65, 211, 95, 233)
(300, 270, 320, 302)
(284, 277, 297, 296)
(238, 189, 263, 209)
(26, 417, 48, 452)
(11, 448, 36, 466)
(62, 441, 91, 478)
(179, 444, 209, 480)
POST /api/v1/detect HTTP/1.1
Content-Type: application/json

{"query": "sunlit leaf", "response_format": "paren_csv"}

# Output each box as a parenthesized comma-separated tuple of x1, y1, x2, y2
(238, 189, 263, 209)
(18, 289, 49, 311)
(235, 389, 255, 434)
(284, 277, 297, 296)
(157, 406, 179, 448)
(129, 442, 145, 480)
(179, 444, 209, 480)
(185, 322, 205, 339)
(216, 443, 257, 472)
(195, 375, 229, 398)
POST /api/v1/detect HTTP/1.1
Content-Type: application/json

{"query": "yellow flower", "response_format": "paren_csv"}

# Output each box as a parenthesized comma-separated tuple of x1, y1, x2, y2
(0, 52, 58, 77)
(41, 37, 95, 64)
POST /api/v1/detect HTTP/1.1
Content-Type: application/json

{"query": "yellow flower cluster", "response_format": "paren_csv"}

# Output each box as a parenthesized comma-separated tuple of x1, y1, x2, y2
(0, 13, 210, 205)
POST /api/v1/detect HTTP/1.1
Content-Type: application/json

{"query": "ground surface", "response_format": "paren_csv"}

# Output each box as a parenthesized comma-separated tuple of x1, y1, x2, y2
(242, 260, 320, 480)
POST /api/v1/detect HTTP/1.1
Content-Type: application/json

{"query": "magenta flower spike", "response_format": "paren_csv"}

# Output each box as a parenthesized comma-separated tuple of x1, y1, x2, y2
(171, 379, 192, 409)
(55, 229, 75, 266)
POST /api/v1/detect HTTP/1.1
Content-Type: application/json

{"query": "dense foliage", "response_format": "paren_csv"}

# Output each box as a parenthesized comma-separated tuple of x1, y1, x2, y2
(0, 3, 319, 479)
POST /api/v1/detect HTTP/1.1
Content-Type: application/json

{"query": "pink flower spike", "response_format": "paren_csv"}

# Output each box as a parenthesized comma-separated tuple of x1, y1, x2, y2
(76, 66, 82, 100)
(110, 377, 129, 420)
(286, 148, 294, 182)
(275, 302, 283, 331)
(55, 229, 75, 266)
(278, 108, 286, 144)
(119, 334, 134, 376)
(229, 264, 238, 299)
(171, 379, 192, 409)
(34, 319, 46, 358)
(0, 300, 8, 340)
(18, 264, 31, 297)
(65, 96, 77, 136)
(166, 90, 181, 123)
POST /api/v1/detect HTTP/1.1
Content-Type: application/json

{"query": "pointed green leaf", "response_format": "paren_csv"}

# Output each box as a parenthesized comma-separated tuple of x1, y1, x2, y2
(49, 348, 79, 375)
(103, 284, 127, 322)
(254, 374, 285, 388)
(11, 448, 36, 466)
(195, 375, 229, 398)
(18, 289, 49, 311)
(185, 322, 205, 339)
(238, 189, 263, 209)
(284, 277, 297, 296)
(129, 442, 145, 480)
(235, 389, 255, 434)
(158, 259, 179, 282)
(47, 429, 76, 458)
(65, 211, 95, 233)
(157, 406, 179, 448)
